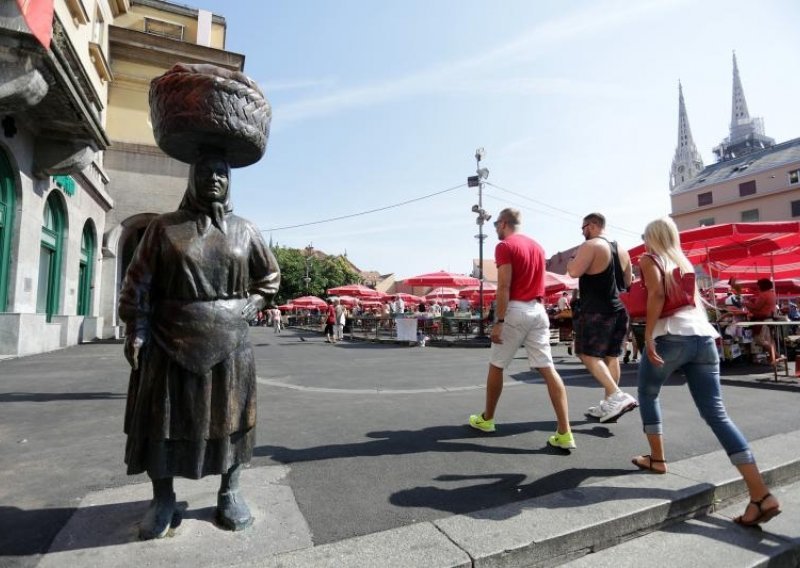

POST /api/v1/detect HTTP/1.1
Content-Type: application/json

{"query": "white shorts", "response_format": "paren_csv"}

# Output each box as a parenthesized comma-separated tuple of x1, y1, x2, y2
(490, 300, 553, 370)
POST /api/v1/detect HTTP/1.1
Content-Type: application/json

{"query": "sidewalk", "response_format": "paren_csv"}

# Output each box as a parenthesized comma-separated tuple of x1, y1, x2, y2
(36, 430, 800, 567)
(2, 334, 798, 568)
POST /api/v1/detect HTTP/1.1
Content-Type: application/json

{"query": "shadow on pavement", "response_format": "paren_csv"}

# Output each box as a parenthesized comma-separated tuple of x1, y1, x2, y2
(390, 467, 635, 515)
(0, 391, 126, 403)
(0, 506, 77, 556)
(254, 420, 597, 463)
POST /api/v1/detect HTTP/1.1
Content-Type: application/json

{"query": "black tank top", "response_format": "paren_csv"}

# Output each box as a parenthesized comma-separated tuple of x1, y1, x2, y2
(578, 238, 624, 314)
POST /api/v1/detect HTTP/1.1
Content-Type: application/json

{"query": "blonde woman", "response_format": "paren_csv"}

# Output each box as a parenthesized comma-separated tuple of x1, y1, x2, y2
(633, 217, 781, 526)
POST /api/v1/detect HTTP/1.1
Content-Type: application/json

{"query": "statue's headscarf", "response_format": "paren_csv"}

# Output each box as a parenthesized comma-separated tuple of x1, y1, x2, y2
(179, 159, 232, 235)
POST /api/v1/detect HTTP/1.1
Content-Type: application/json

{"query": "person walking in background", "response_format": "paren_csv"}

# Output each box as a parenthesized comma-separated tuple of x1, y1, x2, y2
(272, 306, 282, 333)
(633, 217, 780, 526)
(567, 212, 637, 423)
(334, 298, 346, 341)
(324, 299, 336, 343)
(745, 279, 784, 368)
(468, 208, 574, 450)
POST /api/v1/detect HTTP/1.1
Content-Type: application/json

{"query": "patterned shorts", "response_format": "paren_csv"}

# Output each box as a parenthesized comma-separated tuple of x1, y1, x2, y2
(574, 310, 630, 358)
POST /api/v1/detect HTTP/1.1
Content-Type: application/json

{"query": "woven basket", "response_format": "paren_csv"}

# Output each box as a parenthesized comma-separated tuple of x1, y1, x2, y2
(149, 63, 271, 168)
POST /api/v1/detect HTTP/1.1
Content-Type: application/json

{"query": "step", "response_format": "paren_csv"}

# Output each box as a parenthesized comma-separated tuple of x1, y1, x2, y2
(252, 431, 800, 568)
(563, 479, 800, 567)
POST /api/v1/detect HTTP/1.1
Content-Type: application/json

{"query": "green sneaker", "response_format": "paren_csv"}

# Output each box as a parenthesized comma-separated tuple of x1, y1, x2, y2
(548, 431, 576, 449)
(468, 413, 495, 433)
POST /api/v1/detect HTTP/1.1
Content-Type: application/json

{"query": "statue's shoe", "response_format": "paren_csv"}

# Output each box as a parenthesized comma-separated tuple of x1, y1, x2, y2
(216, 490, 254, 531)
(138, 492, 177, 540)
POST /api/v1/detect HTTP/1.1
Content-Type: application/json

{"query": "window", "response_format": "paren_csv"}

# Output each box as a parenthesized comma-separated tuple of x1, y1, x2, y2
(92, 7, 104, 45)
(77, 223, 95, 316)
(790, 169, 800, 184)
(698, 217, 715, 227)
(143, 17, 184, 41)
(0, 150, 14, 311)
(741, 209, 759, 222)
(38, 195, 65, 322)
(697, 192, 713, 206)
(792, 200, 800, 218)
(738, 180, 756, 197)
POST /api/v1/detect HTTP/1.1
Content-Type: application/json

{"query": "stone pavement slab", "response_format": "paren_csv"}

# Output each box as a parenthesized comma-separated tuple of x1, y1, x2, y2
(38, 467, 312, 568)
(244, 522, 472, 568)
(563, 479, 800, 567)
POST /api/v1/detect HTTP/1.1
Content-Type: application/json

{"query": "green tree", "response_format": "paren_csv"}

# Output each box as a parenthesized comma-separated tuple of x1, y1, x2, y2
(271, 246, 360, 304)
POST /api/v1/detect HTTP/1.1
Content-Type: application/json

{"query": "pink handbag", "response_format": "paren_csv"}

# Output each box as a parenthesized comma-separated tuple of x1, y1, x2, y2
(620, 254, 696, 319)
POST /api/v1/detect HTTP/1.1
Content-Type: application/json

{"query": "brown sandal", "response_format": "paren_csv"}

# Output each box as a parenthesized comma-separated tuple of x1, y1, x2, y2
(734, 493, 782, 526)
(631, 454, 667, 474)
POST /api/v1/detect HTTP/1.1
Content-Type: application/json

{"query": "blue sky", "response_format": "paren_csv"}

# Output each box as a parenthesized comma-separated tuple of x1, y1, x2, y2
(194, 0, 800, 279)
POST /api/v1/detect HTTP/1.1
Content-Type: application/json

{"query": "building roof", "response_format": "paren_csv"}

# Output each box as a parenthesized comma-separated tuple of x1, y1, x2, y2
(671, 136, 800, 195)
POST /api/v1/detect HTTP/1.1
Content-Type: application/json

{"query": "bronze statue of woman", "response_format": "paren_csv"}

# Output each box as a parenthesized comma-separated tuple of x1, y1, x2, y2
(119, 153, 279, 539)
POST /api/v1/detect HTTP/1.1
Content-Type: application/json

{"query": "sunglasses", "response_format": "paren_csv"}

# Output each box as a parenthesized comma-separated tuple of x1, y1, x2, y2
(493, 220, 505, 228)
(581, 224, 590, 231)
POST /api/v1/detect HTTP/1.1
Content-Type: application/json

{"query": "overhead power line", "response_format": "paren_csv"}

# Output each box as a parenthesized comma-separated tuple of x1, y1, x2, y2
(485, 181, 640, 237)
(262, 183, 466, 232)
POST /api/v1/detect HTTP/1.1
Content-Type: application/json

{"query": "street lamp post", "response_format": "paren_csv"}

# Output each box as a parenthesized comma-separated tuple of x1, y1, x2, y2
(468, 148, 491, 338)
(303, 243, 314, 292)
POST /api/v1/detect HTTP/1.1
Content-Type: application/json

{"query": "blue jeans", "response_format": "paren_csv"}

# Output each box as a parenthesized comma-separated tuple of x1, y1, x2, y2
(637, 334, 754, 465)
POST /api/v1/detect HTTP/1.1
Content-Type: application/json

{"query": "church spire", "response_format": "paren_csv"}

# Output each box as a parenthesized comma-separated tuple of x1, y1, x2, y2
(730, 51, 750, 129)
(713, 51, 774, 161)
(670, 81, 704, 191)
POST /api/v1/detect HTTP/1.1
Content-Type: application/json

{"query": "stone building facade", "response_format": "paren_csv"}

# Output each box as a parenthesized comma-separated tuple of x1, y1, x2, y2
(670, 53, 800, 229)
(0, 0, 120, 356)
(0, 0, 242, 356)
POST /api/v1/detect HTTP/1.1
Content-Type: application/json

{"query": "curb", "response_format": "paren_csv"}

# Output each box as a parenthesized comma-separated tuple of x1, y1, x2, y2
(245, 431, 800, 568)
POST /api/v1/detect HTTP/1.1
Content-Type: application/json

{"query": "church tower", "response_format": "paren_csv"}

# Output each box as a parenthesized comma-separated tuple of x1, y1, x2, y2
(712, 51, 774, 161)
(669, 82, 704, 191)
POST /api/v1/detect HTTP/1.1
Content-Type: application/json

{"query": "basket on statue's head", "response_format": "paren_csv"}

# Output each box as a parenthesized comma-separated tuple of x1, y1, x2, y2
(149, 63, 271, 168)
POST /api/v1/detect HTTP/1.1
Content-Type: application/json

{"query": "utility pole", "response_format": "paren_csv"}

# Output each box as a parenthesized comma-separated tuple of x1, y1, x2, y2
(467, 148, 491, 338)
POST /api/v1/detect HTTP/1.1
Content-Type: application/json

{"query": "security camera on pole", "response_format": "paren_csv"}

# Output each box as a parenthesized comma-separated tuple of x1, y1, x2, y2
(467, 148, 491, 338)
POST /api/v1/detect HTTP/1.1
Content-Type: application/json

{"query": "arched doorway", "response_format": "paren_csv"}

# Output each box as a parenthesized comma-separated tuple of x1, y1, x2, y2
(0, 150, 14, 311)
(78, 221, 96, 316)
(37, 194, 66, 321)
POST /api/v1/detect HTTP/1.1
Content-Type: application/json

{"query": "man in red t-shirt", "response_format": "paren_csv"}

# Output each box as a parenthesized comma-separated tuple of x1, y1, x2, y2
(468, 208, 574, 450)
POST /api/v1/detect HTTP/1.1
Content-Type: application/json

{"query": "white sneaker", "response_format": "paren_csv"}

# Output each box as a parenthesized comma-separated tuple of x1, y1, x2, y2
(598, 391, 639, 423)
(584, 402, 605, 419)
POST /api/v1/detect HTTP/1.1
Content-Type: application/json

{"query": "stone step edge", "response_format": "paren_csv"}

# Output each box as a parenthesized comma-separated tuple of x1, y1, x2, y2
(244, 430, 800, 568)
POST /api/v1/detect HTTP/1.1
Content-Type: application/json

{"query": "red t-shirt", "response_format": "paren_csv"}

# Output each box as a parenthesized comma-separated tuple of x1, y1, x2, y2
(495, 233, 546, 301)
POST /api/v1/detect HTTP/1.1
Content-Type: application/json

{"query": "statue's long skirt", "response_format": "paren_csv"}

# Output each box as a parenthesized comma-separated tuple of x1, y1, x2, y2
(124, 340, 256, 479)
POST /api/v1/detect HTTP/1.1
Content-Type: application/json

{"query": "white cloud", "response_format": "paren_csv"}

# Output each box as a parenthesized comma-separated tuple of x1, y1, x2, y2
(275, 0, 688, 123)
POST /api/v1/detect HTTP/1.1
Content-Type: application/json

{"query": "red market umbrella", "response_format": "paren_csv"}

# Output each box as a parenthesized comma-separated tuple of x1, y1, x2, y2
(730, 278, 800, 296)
(545, 272, 578, 295)
(291, 295, 327, 308)
(403, 270, 480, 288)
(326, 284, 381, 298)
(705, 251, 800, 280)
(458, 283, 497, 296)
(330, 295, 359, 307)
(629, 221, 800, 266)
(277, 303, 295, 311)
(425, 287, 462, 300)
(391, 292, 424, 304)
(461, 289, 497, 303)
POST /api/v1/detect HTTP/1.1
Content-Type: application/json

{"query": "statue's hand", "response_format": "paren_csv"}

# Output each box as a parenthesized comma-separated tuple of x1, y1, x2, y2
(124, 333, 146, 371)
(241, 294, 265, 322)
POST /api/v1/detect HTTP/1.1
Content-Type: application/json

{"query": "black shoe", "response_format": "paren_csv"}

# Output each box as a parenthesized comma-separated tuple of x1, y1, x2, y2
(139, 492, 177, 540)
(567, 345, 573, 355)
(217, 490, 253, 531)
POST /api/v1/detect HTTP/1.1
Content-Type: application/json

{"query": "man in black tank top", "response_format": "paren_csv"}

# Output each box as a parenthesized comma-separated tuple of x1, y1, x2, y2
(567, 213, 638, 423)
